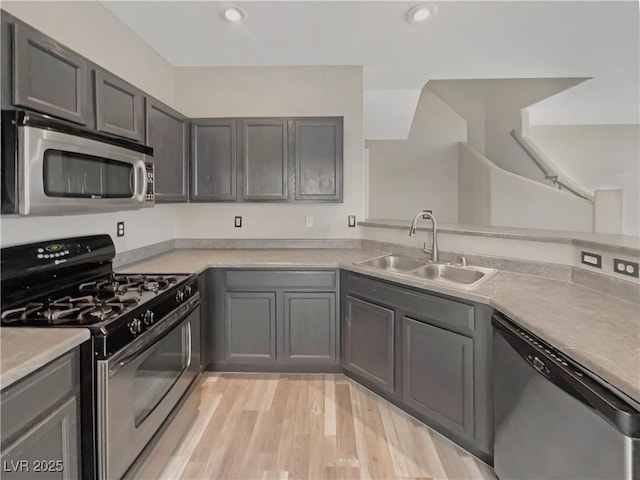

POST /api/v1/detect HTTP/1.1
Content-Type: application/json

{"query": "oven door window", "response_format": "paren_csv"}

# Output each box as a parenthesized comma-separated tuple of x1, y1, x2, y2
(133, 321, 190, 427)
(43, 149, 134, 198)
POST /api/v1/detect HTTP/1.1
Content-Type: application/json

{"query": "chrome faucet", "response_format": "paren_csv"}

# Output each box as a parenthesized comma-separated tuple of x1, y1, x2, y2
(409, 210, 439, 263)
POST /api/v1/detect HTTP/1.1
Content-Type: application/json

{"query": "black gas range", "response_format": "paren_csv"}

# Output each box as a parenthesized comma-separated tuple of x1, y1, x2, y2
(1, 235, 198, 358)
(1, 235, 202, 479)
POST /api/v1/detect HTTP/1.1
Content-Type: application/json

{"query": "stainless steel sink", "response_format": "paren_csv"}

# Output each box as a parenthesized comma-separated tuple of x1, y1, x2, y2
(355, 254, 498, 289)
(356, 254, 427, 272)
(411, 264, 497, 288)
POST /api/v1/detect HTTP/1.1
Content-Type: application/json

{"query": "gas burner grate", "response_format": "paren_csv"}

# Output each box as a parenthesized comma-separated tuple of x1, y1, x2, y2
(79, 274, 178, 295)
(0, 291, 142, 326)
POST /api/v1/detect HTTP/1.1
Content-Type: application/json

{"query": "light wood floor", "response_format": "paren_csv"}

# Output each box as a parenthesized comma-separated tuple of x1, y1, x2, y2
(160, 373, 497, 480)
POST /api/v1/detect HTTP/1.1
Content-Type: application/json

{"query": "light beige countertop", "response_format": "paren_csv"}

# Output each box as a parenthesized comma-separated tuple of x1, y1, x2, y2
(1, 328, 90, 389)
(119, 248, 640, 403)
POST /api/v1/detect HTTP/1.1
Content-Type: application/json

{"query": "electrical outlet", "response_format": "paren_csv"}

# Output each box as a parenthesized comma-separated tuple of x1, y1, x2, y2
(117, 221, 125, 237)
(613, 258, 639, 278)
(305, 216, 314, 228)
(348, 215, 356, 227)
(235, 216, 242, 228)
(581, 251, 601, 268)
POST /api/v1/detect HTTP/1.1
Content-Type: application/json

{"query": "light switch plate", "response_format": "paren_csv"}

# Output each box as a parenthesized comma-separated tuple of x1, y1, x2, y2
(348, 215, 356, 227)
(117, 221, 125, 237)
(305, 216, 314, 228)
(580, 251, 601, 268)
(234, 216, 242, 228)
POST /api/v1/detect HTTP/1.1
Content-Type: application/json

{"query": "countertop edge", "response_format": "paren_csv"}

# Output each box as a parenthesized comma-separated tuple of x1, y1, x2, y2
(1, 329, 90, 390)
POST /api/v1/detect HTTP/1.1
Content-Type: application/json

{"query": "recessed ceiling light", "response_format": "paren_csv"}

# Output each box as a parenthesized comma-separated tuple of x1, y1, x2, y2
(222, 5, 247, 23)
(406, 4, 438, 24)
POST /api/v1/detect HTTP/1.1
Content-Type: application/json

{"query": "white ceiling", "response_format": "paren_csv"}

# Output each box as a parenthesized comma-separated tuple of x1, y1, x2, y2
(104, 1, 639, 138)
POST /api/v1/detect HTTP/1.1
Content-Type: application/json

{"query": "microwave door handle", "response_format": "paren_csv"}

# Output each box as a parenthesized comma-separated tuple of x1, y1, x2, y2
(133, 160, 146, 203)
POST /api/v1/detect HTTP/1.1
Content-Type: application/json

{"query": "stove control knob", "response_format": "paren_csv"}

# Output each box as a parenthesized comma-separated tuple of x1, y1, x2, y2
(143, 310, 155, 326)
(184, 285, 192, 297)
(129, 318, 142, 335)
(176, 290, 185, 303)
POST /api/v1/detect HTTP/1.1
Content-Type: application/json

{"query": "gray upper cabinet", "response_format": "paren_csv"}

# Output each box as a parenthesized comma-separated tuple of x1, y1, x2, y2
(190, 119, 237, 201)
(240, 119, 289, 201)
(146, 98, 188, 202)
(402, 316, 474, 440)
(343, 295, 395, 394)
(293, 117, 343, 201)
(12, 22, 89, 125)
(94, 69, 144, 141)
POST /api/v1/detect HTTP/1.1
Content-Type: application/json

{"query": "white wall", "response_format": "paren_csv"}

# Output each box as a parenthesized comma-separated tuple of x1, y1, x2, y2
(173, 66, 364, 239)
(530, 125, 640, 236)
(459, 143, 593, 232)
(0, 1, 177, 253)
(366, 88, 466, 223)
(427, 79, 585, 184)
(0, 206, 176, 251)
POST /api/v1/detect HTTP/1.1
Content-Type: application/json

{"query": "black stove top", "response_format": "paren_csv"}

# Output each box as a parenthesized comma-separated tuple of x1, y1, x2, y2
(1, 235, 199, 358)
(1, 273, 184, 327)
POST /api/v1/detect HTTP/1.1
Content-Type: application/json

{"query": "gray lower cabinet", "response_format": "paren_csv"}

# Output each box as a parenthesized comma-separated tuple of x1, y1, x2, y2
(293, 118, 343, 201)
(210, 269, 339, 370)
(1, 350, 81, 479)
(240, 119, 289, 201)
(94, 69, 145, 141)
(343, 295, 395, 394)
(190, 119, 237, 201)
(402, 316, 474, 439)
(225, 291, 277, 363)
(11, 21, 89, 125)
(146, 97, 188, 202)
(282, 292, 336, 364)
(341, 270, 493, 462)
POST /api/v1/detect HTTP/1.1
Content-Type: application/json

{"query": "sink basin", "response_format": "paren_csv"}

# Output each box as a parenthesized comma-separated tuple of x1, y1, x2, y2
(355, 254, 498, 289)
(356, 254, 427, 272)
(411, 264, 496, 287)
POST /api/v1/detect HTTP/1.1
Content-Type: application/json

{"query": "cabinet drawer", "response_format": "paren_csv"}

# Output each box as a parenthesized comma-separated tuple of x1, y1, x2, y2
(1, 350, 78, 446)
(342, 271, 474, 336)
(225, 270, 336, 290)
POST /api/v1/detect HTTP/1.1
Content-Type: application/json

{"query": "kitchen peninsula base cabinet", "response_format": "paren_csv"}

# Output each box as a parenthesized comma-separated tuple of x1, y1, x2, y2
(341, 271, 493, 462)
(206, 269, 339, 372)
(0, 349, 83, 480)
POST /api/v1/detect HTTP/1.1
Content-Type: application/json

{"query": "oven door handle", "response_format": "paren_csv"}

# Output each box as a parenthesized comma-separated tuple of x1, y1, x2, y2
(107, 295, 199, 374)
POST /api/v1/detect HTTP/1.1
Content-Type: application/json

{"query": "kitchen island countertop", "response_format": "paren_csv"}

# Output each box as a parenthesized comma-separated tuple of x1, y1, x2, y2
(1, 328, 90, 389)
(118, 248, 640, 404)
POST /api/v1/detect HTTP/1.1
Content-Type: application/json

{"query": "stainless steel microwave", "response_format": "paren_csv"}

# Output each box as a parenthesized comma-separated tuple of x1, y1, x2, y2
(1, 110, 154, 215)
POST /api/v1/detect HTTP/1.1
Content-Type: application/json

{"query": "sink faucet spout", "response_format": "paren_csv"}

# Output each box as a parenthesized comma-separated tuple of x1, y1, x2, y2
(409, 210, 439, 263)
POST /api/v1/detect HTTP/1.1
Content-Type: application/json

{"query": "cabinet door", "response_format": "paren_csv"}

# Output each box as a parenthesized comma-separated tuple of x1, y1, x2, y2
(145, 98, 188, 202)
(190, 119, 237, 201)
(225, 292, 276, 363)
(1, 396, 79, 480)
(343, 295, 395, 393)
(94, 70, 144, 141)
(402, 317, 474, 440)
(293, 118, 343, 201)
(240, 119, 288, 201)
(12, 23, 89, 125)
(282, 292, 336, 364)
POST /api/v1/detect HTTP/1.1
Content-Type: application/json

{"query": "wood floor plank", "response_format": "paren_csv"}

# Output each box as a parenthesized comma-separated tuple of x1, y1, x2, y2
(324, 374, 337, 437)
(159, 374, 496, 480)
(335, 383, 358, 464)
(348, 382, 373, 480)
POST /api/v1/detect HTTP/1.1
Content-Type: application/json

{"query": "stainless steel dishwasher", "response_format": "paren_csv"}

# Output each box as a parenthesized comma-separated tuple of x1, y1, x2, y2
(493, 313, 640, 479)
